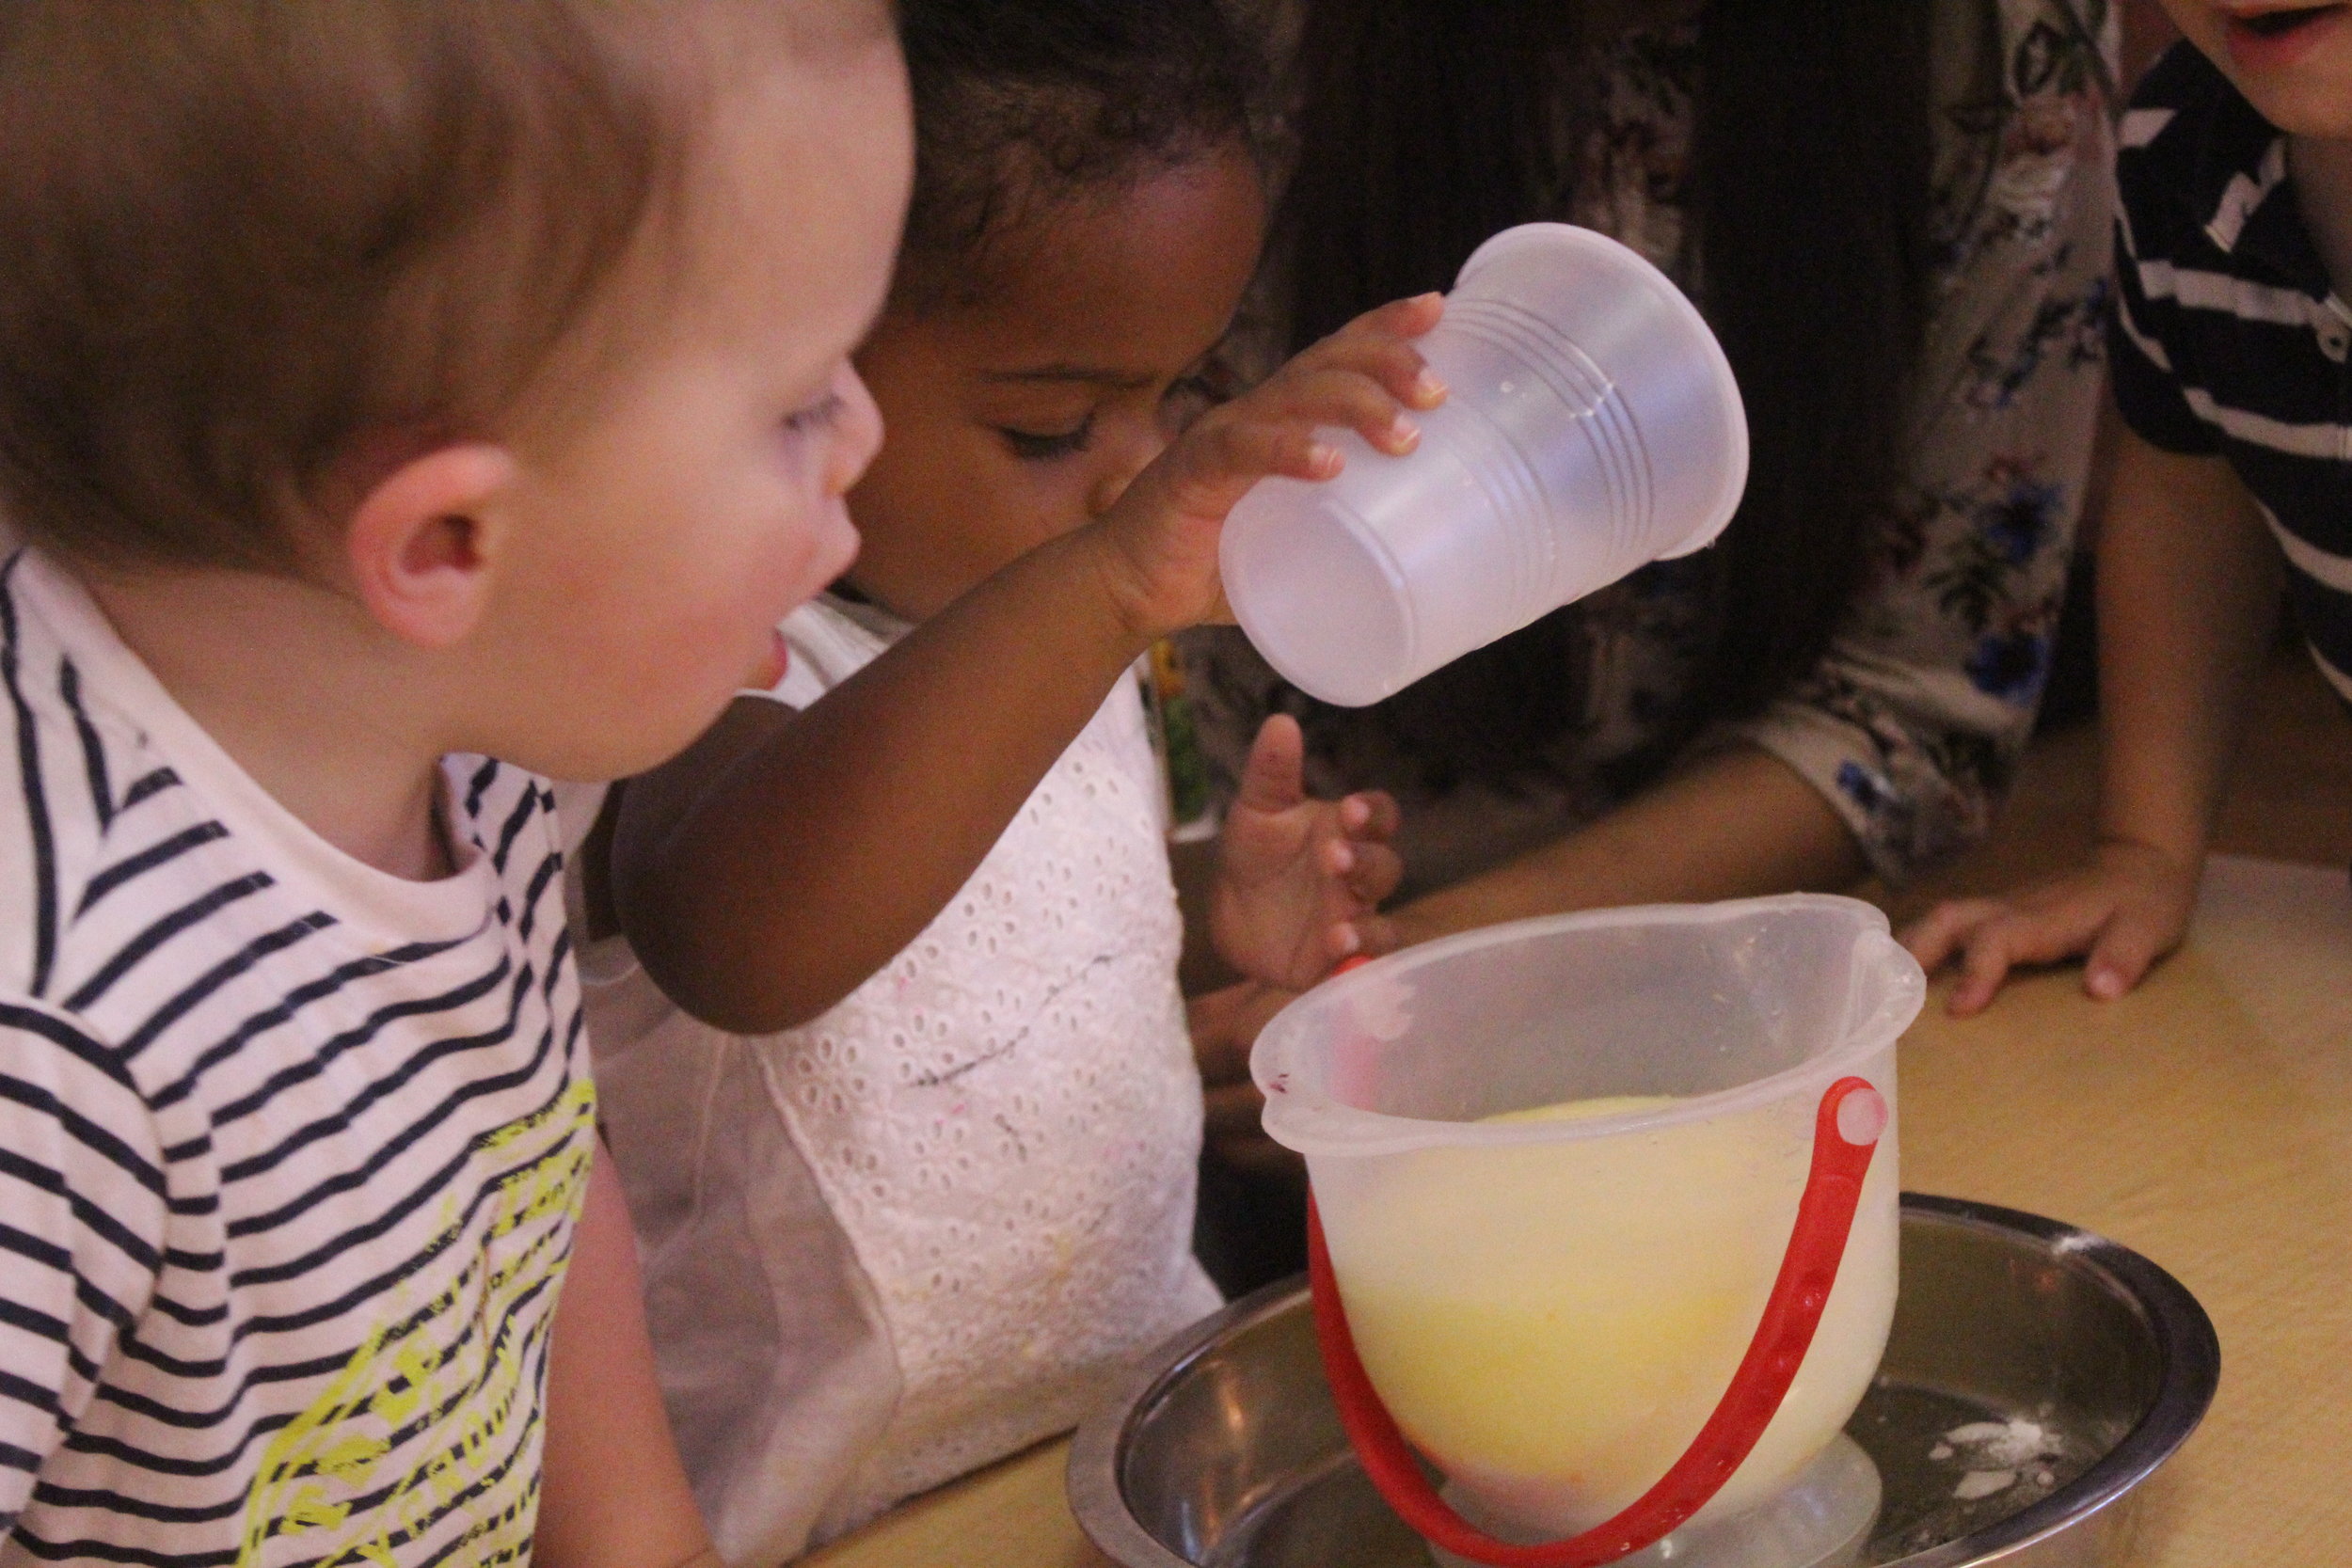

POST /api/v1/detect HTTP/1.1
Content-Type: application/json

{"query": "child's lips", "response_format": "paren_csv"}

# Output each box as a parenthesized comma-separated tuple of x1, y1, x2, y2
(2223, 3, 2350, 67)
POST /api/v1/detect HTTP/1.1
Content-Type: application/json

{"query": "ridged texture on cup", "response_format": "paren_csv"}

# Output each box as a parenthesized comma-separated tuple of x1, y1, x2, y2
(1221, 223, 1746, 707)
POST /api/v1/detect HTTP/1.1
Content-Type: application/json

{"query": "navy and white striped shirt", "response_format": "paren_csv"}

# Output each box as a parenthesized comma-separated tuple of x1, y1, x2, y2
(0, 548, 591, 1565)
(2110, 43, 2352, 705)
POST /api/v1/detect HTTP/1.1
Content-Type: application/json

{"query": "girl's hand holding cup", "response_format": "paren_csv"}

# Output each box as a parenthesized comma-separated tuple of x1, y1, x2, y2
(1079, 293, 1448, 644)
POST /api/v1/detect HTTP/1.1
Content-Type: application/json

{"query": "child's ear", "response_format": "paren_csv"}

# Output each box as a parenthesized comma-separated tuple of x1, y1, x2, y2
(344, 443, 519, 649)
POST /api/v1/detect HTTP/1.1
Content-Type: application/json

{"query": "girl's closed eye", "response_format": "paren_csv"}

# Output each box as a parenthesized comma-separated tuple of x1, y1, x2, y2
(997, 412, 1094, 462)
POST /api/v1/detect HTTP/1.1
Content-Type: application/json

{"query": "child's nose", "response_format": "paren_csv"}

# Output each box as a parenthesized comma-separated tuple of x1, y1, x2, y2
(828, 367, 887, 496)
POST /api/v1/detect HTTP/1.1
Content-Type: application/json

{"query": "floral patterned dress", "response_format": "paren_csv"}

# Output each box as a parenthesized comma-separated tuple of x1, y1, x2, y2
(1184, 0, 2119, 894)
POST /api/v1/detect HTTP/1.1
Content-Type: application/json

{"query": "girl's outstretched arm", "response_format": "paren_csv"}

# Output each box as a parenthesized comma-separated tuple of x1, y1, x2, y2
(612, 297, 1444, 1034)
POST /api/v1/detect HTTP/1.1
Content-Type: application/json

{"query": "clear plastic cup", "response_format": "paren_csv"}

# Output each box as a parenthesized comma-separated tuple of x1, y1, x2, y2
(1250, 895, 1921, 1543)
(1220, 222, 1748, 708)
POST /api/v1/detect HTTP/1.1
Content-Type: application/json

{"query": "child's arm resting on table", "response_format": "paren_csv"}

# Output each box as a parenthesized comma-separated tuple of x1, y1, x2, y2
(1210, 713, 1402, 990)
(1902, 425, 2283, 1015)
(612, 295, 1445, 1035)
(533, 1146, 718, 1568)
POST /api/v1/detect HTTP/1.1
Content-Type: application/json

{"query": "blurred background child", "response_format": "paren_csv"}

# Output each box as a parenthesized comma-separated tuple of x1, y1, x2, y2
(564, 1, 1416, 1560)
(1908, 0, 2352, 1010)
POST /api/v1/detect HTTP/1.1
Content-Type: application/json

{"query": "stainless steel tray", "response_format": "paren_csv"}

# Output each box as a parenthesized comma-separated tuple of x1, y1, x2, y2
(1071, 1196, 2218, 1567)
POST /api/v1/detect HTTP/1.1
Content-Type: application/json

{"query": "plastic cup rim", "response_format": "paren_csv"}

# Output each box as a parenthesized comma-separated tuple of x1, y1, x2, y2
(1252, 892, 1924, 1158)
(1454, 222, 1750, 560)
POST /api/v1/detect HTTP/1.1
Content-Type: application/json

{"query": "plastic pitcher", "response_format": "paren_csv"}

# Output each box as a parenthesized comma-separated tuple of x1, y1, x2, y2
(1251, 896, 1922, 1563)
(1219, 222, 1747, 708)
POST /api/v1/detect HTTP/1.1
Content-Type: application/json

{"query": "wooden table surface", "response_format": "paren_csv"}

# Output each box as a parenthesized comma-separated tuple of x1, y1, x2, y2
(815, 653, 2352, 1567)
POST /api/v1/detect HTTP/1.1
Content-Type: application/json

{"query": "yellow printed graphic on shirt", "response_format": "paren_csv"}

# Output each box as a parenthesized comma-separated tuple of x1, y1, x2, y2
(234, 1078, 596, 1567)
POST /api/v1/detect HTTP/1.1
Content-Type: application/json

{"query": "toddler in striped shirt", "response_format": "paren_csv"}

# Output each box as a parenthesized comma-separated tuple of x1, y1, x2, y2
(0, 5, 901, 1565)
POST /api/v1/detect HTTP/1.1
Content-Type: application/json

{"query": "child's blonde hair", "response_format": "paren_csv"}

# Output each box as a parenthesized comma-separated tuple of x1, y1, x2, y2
(0, 2, 787, 572)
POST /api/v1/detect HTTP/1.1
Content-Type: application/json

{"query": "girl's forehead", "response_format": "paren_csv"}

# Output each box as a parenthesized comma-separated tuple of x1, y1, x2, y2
(940, 152, 1266, 380)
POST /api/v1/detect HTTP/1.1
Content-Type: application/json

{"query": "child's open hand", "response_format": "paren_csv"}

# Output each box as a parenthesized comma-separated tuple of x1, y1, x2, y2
(1210, 714, 1402, 990)
(1900, 839, 2201, 1016)
(1084, 293, 1447, 642)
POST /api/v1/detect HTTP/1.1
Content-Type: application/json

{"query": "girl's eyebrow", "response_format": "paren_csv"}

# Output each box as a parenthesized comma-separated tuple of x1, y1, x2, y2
(979, 363, 1155, 390)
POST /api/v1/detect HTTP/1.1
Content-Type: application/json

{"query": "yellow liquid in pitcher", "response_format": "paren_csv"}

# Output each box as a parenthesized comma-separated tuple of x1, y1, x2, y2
(1326, 1092, 1897, 1532)
(1485, 1094, 1678, 1126)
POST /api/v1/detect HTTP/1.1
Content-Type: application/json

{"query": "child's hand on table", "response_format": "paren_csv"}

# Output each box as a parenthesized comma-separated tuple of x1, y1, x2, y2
(1211, 714, 1402, 991)
(1077, 293, 1447, 642)
(1901, 838, 2200, 1016)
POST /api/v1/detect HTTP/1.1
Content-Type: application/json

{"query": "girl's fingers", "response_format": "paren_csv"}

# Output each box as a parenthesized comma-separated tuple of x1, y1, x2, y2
(1907, 863, 2191, 1016)
(1294, 330, 1443, 407)
(1340, 789, 1402, 842)
(1166, 356, 1435, 512)
(1251, 366, 1422, 455)
(1948, 927, 2020, 1018)
(1158, 419, 1340, 516)
(2083, 955, 2134, 1002)
(1346, 912, 1401, 958)
(2084, 905, 2175, 1001)
(1343, 841, 1404, 904)
(1944, 901, 2110, 1016)
(1901, 899, 2000, 973)
(1309, 811, 1399, 892)
(1235, 714, 1308, 815)
(1998, 901, 2110, 969)
(1350, 291, 1446, 341)
(1143, 293, 1446, 526)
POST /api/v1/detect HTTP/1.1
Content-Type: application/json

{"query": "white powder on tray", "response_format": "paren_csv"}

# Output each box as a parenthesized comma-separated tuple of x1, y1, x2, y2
(1931, 1417, 2063, 1501)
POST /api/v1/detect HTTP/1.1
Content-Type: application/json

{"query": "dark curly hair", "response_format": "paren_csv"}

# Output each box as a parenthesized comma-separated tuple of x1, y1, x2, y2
(891, 0, 1263, 308)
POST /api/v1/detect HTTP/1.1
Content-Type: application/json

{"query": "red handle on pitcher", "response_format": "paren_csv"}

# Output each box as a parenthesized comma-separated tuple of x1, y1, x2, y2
(1306, 1072, 1886, 1568)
